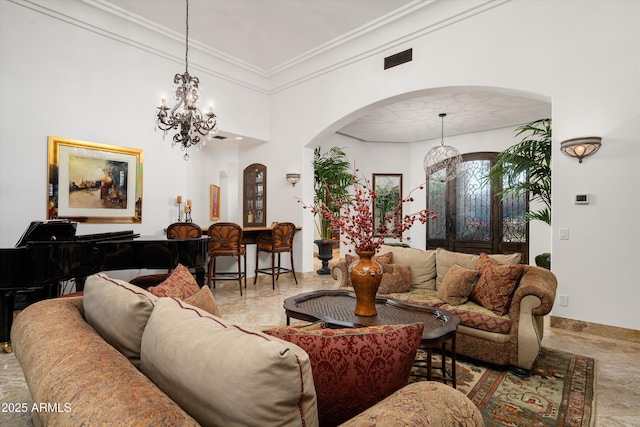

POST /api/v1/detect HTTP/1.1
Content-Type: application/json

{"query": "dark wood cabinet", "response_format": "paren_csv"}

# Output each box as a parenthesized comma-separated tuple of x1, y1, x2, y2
(243, 163, 266, 227)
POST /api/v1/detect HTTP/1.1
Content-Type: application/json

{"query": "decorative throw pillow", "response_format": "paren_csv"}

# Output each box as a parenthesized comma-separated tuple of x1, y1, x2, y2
(378, 264, 412, 294)
(436, 264, 480, 305)
(147, 264, 200, 299)
(471, 253, 524, 315)
(344, 252, 393, 287)
(184, 285, 221, 317)
(264, 323, 424, 427)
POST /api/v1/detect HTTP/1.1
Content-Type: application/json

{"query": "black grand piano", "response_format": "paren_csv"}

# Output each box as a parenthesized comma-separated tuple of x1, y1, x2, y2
(0, 220, 208, 352)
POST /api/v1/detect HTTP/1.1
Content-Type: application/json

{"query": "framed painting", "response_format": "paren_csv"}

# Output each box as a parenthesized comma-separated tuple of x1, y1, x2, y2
(373, 173, 402, 236)
(210, 184, 220, 220)
(47, 136, 143, 223)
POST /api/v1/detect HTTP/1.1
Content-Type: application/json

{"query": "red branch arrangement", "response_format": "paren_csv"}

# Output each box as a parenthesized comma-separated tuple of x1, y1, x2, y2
(299, 171, 437, 253)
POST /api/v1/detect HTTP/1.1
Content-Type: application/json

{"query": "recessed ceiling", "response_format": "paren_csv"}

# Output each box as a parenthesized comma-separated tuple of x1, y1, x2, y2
(337, 88, 551, 143)
(104, 0, 415, 72)
(99, 1, 551, 141)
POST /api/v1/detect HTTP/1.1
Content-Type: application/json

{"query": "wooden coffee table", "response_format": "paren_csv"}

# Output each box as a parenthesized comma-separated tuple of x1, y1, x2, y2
(283, 289, 460, 388)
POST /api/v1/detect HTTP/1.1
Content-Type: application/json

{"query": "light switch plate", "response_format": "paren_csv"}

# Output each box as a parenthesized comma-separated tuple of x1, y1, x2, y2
(559, 228, 569, 240)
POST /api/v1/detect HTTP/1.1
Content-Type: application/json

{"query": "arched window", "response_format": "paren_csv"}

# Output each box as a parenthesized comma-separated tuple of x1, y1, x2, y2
(426, 152, 528, 262)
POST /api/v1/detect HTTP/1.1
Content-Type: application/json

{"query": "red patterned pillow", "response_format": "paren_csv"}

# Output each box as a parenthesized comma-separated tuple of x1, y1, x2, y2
(436, 264, 480, 305)
(471, 253, 524, 315)
(264, 323, 424, 426)
(147, 264, 200, 299)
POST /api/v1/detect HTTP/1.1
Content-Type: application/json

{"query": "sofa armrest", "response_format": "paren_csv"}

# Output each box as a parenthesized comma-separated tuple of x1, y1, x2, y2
(510, 265, 557, 317)
(339, 381, 482, 426)
(330, 259, 348, 288)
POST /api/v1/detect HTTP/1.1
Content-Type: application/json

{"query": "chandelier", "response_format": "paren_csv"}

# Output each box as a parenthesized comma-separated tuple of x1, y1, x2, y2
(423, 113, 462, 182)
(156, 0, 218, 161)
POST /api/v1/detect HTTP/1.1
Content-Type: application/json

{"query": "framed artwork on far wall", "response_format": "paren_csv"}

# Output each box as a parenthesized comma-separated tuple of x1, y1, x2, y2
(47, 136, 143, 223)
(210, 184, 220, 220)
(372, 173, 402, 236)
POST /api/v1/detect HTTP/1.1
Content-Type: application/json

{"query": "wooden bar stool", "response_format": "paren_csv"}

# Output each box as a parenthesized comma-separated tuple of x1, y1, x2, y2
(254, 222, 298, 289)
(207, 222, 246, 295)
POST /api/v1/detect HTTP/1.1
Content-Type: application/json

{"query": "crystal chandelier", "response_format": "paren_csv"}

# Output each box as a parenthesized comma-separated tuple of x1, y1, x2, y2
(423, 113, 462, 182)
(156, 0, 218, 161)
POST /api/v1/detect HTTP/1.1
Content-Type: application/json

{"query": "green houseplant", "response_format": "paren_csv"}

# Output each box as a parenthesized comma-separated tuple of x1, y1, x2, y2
(486, 118, 552, 267)
(312, 147, 355, 274)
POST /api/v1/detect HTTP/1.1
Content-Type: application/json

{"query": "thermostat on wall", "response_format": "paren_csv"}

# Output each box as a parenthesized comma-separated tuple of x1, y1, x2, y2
(575, 194, 589, 205)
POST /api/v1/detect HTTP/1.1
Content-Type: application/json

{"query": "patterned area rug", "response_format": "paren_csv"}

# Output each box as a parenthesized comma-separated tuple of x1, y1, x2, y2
(410, 348, 596, 427)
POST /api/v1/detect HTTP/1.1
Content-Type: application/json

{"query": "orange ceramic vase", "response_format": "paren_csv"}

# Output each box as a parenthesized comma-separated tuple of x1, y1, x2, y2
(348, 250, 383, 316)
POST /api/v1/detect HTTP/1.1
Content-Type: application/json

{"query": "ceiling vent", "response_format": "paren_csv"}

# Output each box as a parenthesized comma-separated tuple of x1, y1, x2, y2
(213, 135, 227, 140)
(384, 48, 412, 70)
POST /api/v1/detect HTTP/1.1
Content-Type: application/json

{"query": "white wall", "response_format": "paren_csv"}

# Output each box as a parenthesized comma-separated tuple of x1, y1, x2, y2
(0, 0, 269, 249)
(269, 0, 640, 330)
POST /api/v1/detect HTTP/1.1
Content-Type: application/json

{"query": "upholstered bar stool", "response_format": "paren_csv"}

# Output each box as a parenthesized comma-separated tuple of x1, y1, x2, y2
(254, 222, 298, 289)
(207, 222, 246, 295)
(167, 222, 202, 239)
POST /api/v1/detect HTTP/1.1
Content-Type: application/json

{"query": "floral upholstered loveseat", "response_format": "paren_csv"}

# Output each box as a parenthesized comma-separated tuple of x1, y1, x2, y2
(331, 245, 558, 375)
(12, 270, 482, 427)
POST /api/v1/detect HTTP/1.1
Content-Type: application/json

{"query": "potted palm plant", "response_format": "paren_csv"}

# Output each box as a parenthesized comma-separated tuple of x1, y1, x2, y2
(486, 118, 552, 268)
(312, 147, 354, 274)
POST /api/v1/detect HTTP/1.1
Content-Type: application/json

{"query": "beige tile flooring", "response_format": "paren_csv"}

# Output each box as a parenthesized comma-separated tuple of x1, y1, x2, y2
(1, 268, 639, 426)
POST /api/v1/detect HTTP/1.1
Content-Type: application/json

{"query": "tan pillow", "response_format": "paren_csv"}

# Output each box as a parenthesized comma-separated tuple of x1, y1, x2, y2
(184, 285, 221, 317)
(140, 298, 318, 427)
(378, 264, 412, 294)
(436, 264, 480, 305)
(378, 245, 436, 289)
(147, 264, 200, 299)
(435, 248, 521, 289)
(84, 273, 157, 368)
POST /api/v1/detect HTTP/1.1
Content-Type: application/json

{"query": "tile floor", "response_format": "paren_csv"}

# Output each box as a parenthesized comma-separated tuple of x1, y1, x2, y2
(1, 268, 639, 426)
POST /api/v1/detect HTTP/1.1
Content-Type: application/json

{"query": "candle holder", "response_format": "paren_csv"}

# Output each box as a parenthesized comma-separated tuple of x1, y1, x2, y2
(177, 201, 183, 222)
(185, 206, 192, 223)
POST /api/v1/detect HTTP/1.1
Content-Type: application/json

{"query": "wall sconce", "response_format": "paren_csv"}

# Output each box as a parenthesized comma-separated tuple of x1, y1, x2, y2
(286, 173, 301, 187)
(560, 137, 602, 163)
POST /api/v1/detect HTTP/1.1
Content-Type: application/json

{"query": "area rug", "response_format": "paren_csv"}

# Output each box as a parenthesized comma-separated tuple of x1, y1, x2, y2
(410, 348, 596, 427)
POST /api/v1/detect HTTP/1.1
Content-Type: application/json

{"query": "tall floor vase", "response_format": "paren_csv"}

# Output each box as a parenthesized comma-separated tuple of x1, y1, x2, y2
(348, 251, 383, 316)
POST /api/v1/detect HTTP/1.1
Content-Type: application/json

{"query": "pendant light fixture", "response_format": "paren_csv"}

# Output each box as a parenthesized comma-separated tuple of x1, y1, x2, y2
(156, 0, 218, 161)
(423, 113, 462, 182)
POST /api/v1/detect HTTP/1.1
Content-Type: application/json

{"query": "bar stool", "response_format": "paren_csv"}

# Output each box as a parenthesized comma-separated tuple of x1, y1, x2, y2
(207, 222, 246, 295)
(254, 222, 298, 289)
(167, 222, 202, 239)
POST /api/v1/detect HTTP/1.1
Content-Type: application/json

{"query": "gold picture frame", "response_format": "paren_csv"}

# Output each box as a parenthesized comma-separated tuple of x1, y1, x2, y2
(47, 136, 143, 223)
(210, 184, 220, 220)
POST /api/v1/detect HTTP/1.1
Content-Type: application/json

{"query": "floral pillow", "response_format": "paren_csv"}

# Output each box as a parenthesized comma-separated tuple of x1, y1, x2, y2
(378, 264, 412, 294)
(436, 264, 480, 305)
(264, 323, 424, 426)
(470, 253, 524, 315)
(147, 264, 200, 299)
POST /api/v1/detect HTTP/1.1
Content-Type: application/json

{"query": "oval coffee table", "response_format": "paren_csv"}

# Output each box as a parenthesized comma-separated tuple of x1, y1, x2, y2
(283, 289, 460, 388)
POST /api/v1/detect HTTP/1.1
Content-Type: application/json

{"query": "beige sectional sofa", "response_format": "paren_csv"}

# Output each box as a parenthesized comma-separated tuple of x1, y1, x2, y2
(331, 245, 558, 374)
(12, 272, 482, 427)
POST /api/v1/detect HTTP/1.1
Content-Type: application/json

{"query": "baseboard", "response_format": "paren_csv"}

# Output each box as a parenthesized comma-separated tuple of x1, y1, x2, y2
(550, 315, 640, 344)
